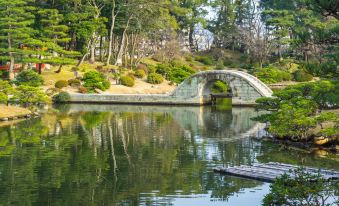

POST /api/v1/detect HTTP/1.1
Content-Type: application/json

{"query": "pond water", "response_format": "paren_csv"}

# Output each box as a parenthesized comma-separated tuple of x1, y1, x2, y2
(0, 104, 338, 206)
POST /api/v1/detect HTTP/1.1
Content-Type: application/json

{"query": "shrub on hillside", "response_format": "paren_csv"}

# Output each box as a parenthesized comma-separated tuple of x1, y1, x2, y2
(168, 64, 195, 84)
(68, 79, 81, 87)
(155, 63, 195, 84)
(147, 73, 164, 84)
(293, 70, 313, 82)
(254, 67, 292, 84)
(53, 92, 71, 103)
(45, 88, 61, 96)
(211, 81, 228, 93)
(14, 70, 44, 87)
(195, 56, 213, 65)
(55, 80, 69, 89)
(120, 76, 135, 87)
(12, 85, 49, 105)
(82, 71, 111, 92)
(134, 69, 146, 78)
(0, 92, 7, 104)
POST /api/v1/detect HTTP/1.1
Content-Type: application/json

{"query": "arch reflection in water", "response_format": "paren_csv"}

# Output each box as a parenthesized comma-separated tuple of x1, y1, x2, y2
(0, 104, 267, 206)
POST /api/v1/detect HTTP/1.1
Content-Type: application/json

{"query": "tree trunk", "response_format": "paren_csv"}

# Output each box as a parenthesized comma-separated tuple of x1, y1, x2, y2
(115, 18, 131, 66)
(7, 34, 15, 80)
(90, 37, 96, 64)
(55, 65, 63, 73)
(106, 1, 116, 65)
(188, 24, 195, 52)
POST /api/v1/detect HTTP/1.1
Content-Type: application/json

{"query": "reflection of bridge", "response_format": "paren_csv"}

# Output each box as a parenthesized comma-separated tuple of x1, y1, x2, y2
(68, 70, 273, 106)
(64, 104, 265, 141)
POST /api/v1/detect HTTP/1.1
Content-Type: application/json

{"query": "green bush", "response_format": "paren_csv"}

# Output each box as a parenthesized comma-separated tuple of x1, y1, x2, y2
(0, 92, 7, 104)
(168, 65, 195, 84)
(263, 168, 338, 206)
(13, 85, 49, 105)
(147, 73, 164, 84)
(0, 80, 14, 95)
(53, 92, 71, 103)
(211, 80, 228, 93)
(195, 56, 213, 65)
(254, 67, 292, 84)
(14, 69, 44, 87)
(68, 79, 81, 87)
(134, 69, 145, 78)
(55, 80, 69, 89)
(83, 71, 111, 92)
(155, 63, 196, 84)
(45, 88, 61, 96)
(120, 76, 135, 87)
(293, 70, 313, 82)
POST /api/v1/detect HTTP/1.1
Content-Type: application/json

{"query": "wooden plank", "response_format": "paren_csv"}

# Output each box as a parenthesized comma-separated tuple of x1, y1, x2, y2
(214, 162, 339, 182)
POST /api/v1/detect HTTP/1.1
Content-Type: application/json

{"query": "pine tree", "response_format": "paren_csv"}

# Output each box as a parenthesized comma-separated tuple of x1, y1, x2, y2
(0, 0, 36, 79)
(33, 9, 78, 73)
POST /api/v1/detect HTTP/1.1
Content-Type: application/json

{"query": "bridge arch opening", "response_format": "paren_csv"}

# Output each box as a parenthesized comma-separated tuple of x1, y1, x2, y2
(201, 79, 233, 105)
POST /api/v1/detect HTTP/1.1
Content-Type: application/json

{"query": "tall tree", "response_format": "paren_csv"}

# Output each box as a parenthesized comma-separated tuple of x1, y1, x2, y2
(0, 0, 36, 79)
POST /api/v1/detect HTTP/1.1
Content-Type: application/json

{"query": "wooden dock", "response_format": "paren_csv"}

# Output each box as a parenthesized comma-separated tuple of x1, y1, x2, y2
(214, 162, 339, 182)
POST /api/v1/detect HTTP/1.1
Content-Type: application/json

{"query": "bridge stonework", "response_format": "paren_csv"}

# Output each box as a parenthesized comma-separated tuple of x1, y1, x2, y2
(69, 70, 273, 106)
(170, 70, 273, 105)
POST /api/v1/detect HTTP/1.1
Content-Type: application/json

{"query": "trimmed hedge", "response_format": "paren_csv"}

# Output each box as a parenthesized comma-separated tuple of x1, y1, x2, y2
(55, 80, 69, 89)
(120, 76, 135, 87)
(135, 69, 146, 78)
(147, 73, 164, 84)
(83, 71, 111, 91)
(68, 79, 81, 87)
(294, 70, 313, 82)
(53, 92, 71, 103)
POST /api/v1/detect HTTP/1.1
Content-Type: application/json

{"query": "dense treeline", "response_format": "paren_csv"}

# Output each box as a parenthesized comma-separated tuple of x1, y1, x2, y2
(0, 0, 338, 79)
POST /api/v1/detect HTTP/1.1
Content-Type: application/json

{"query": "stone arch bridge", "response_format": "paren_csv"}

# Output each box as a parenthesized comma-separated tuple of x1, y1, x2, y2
(69, 70, 273, 106)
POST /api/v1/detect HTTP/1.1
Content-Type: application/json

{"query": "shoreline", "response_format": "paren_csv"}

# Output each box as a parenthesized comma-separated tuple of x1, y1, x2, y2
(0, 105, 34, 122)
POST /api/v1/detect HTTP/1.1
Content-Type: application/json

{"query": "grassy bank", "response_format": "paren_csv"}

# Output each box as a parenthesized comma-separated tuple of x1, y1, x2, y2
(0, 105, 31, 119)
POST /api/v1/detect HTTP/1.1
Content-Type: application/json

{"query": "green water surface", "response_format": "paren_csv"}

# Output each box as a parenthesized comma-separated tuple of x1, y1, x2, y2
(0, 105, 337, 206)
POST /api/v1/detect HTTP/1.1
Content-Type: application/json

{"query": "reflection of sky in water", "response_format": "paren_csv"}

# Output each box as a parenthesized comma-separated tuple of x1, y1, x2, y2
(138, 183, 270, 206)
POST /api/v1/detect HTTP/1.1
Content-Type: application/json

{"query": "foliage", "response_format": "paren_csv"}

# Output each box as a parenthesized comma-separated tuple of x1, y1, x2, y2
(254, 81, 339, 140)
(254, 67, 292, 84)
(120, 76, 135, 87)
(14, 70, 44, 87)
(12, 85, 49, 105)
(263, 168, 339, 206)
(0, 80, 14, 95)
(147, 73, 164, 84)
(55, 80, 69, 89)
(155, 63, 196, 84)
(211, 81, 228, 93)
(0, 92, 7, 104)
(68, 79, 81, 87)
(195, 56, 213, 65)
(134, 69, 146, 78)
(294, 70, 314, 82)
(52, 92, 71, 103)
(82, 71, 111, 92)
(45, 88, 61, 96)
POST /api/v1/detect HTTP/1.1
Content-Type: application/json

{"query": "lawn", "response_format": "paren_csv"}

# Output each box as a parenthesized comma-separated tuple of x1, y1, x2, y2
(0, 105, 31, 119)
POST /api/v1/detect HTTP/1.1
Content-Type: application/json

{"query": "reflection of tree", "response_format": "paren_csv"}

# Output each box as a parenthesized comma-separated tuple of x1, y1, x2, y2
(0, 106, 336, 205)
